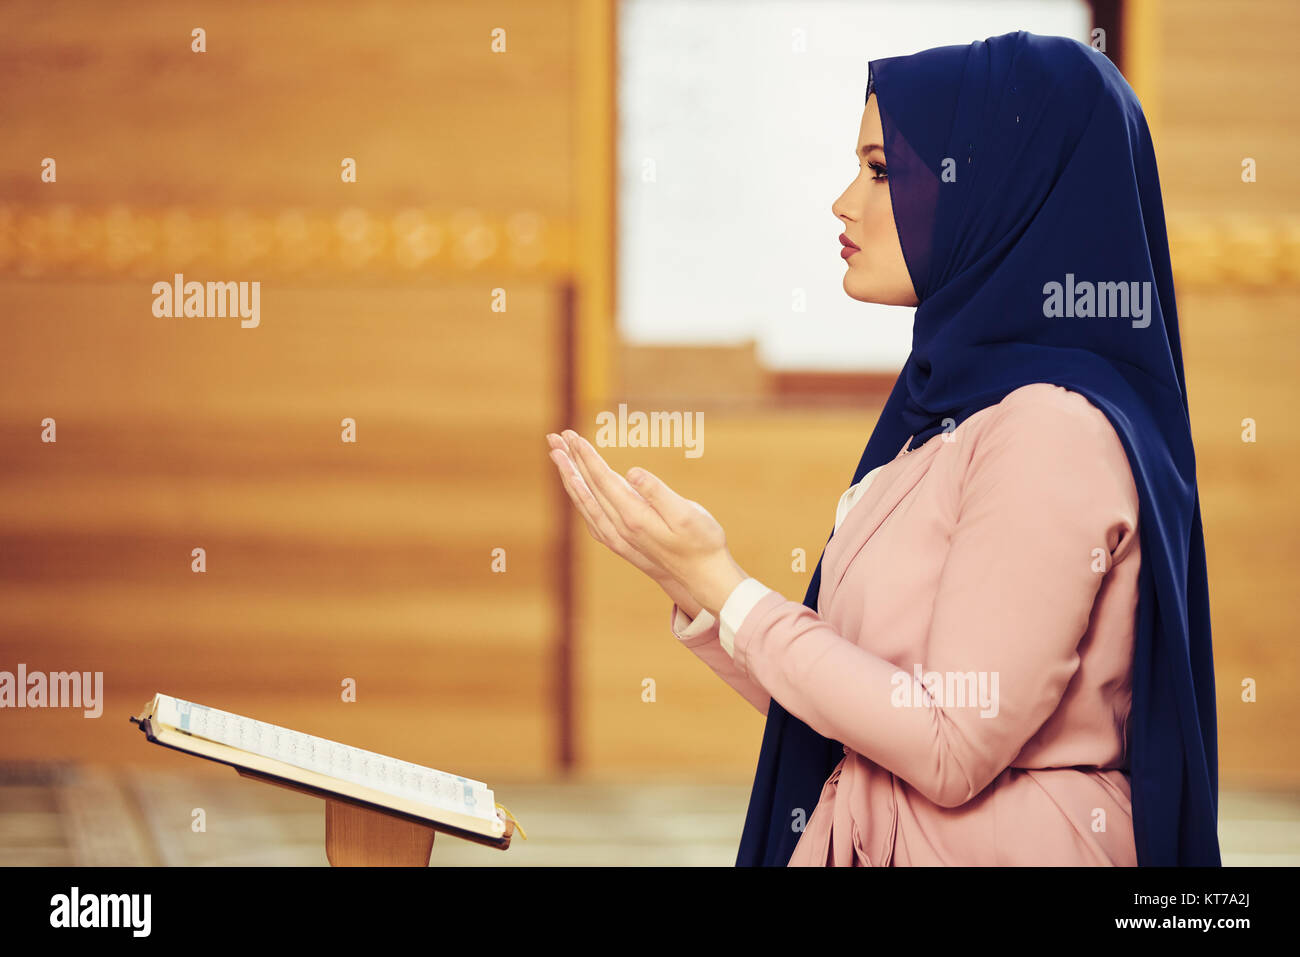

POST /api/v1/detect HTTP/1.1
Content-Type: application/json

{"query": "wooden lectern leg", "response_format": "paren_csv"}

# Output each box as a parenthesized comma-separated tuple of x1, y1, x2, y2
(234, 768, 441, 865)
(324, 798, 436, 867)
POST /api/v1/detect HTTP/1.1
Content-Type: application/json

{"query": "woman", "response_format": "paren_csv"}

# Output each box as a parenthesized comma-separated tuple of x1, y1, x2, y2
(546, 30, 1220, 866)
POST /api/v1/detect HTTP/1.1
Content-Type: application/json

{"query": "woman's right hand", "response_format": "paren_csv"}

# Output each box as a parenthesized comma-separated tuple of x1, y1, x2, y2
(545, 433, 704, 619)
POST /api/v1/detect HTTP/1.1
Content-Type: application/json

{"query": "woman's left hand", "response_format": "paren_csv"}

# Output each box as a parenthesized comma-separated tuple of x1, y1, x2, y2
(551, 429, 748, 615)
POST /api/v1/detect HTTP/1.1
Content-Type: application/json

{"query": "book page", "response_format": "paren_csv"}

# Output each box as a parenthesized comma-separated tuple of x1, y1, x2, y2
(153, 694, 497, 823)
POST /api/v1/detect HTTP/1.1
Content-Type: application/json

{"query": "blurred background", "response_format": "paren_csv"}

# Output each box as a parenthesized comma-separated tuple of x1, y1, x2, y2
(0, 0, 1296, 865)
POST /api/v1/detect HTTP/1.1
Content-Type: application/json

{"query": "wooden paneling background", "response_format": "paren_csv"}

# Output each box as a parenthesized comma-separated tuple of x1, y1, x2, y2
(0, 0, 574, 781)
(1, 0, 1297, 798)
(1151, 0, 1300, 787)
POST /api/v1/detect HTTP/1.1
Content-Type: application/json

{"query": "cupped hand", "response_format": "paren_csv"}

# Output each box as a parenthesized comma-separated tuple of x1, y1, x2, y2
(544, 430, 747, 615)
(545, 432, 674, 585)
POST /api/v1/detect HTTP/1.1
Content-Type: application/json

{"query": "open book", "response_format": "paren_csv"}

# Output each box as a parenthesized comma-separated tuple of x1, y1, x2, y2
(130, 693, 514, 849)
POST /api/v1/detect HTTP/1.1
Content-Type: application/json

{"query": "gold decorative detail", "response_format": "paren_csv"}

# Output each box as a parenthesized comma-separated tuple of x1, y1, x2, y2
(0, 204, 571, 280)
(1166, 215, 1300, 286)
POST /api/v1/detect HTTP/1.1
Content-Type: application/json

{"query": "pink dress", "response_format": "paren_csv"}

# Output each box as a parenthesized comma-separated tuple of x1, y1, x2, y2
(671, 383, 1140, 865)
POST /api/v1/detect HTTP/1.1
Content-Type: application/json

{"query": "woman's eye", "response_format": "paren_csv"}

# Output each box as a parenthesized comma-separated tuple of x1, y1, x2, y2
(867, 162, 888, 181)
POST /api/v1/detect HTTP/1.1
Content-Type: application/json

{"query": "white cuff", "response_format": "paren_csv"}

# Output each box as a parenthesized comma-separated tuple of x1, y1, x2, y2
(672, 604, 717, 641)
(718, 578, 773, 658)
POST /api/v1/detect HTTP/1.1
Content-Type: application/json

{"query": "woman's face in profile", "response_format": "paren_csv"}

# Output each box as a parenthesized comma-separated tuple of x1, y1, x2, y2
(833, 93, 919, 307)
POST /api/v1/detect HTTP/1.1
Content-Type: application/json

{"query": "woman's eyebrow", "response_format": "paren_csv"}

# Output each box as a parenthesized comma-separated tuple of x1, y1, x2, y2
(857, 143, 885, 157)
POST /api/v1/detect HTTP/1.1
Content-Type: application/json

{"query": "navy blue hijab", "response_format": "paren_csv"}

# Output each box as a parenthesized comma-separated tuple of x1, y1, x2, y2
(735, 31, 1221, 866)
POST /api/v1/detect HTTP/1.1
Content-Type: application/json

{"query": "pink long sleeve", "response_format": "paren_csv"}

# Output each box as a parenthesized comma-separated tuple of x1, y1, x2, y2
(728, 391, 1140, 809)
(670, 604, 771, 716)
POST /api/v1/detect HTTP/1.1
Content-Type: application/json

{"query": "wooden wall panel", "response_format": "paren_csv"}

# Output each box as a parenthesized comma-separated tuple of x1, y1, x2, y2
(1178, 288, 1300, 788)
(0, 279, 563, 779)
(1154, 0, 1300, 219)
(0, 0, 576, 781)
(0, 0, 575, 214)
(1153, 0, 1300, 788)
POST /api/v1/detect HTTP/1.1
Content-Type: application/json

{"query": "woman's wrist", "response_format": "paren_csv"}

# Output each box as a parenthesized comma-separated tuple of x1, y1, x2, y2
(658, 575, 704, 620)
(690, 552, 749, 618)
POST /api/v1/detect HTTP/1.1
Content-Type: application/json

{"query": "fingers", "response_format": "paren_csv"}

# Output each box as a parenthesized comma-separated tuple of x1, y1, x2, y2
(548, 437, 589, 499)
(548, 447, 603, 535)
(558, 431, 630, 534)
(561, 430, 668, 541)
(547, 435, 593, 499)
(549, 445, 637, 555)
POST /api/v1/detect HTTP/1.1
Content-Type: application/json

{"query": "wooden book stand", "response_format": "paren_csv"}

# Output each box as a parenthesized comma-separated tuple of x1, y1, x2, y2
(236, 768, 514, 866)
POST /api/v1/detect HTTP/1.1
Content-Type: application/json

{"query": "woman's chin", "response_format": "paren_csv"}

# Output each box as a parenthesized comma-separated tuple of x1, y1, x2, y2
(843, 271, 919, 307)
(842, 271, 880, 304)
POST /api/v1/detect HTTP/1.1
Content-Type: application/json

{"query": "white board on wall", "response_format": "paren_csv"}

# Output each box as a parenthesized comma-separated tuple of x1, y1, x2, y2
(616, 0, 1092, 371)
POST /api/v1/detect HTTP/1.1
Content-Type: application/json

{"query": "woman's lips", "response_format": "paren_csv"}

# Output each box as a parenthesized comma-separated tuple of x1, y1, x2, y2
(839, 233, 860, 259)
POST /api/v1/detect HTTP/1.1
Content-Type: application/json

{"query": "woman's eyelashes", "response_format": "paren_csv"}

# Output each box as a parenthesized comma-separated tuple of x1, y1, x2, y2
(867, 161, 888, 181)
